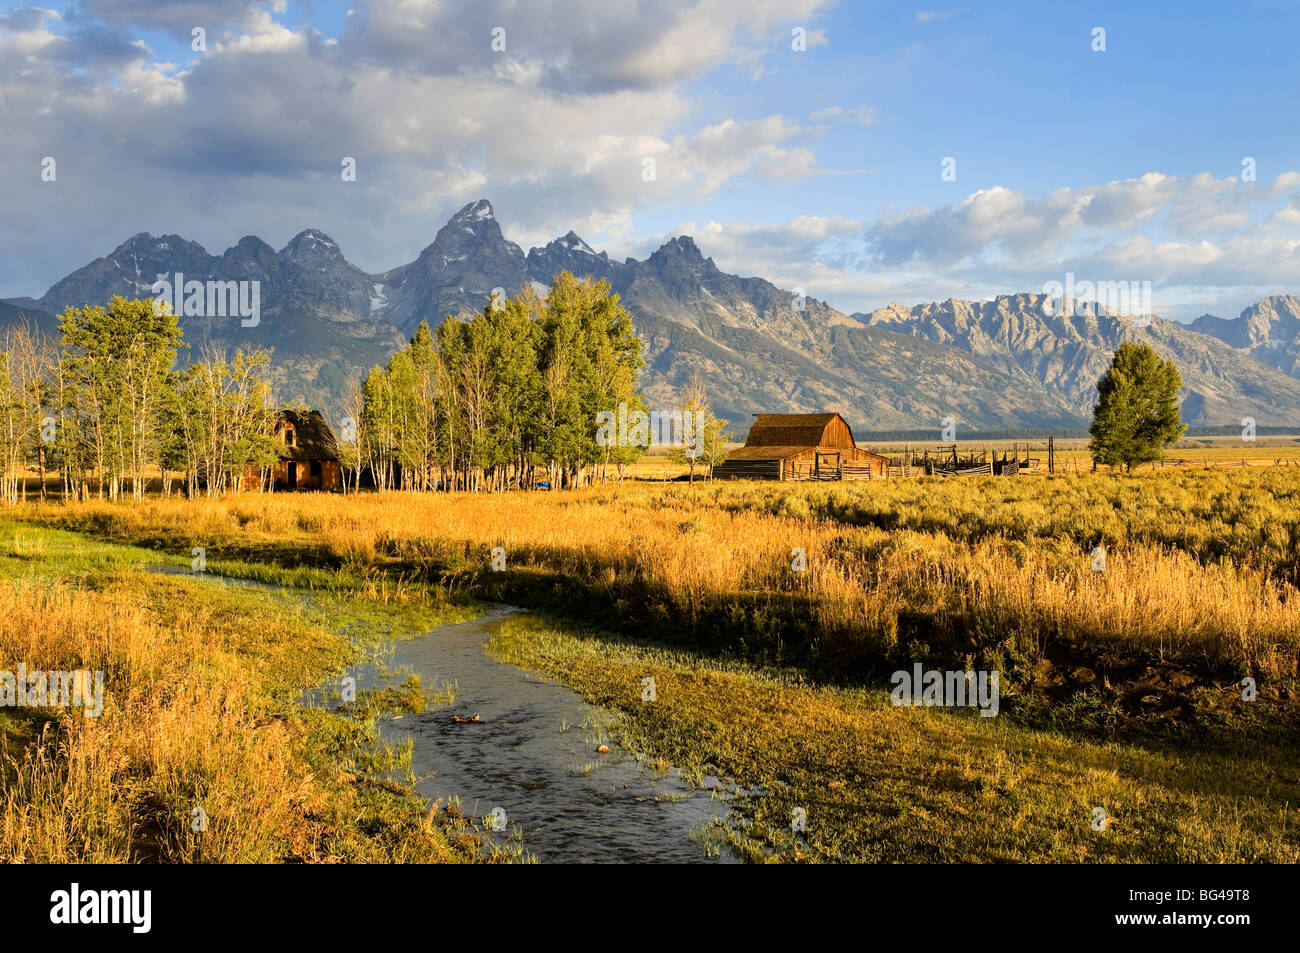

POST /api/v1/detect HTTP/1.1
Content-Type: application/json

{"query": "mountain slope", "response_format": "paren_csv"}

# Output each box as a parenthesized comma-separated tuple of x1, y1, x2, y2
(9, 200, 1300, 433)
(603, 240, 1083, 431)
(0, 299, 59, 338)
(375, 199, 530, 336)
(1190, 295, 1300, 378)
(856, 295, 1300, 428)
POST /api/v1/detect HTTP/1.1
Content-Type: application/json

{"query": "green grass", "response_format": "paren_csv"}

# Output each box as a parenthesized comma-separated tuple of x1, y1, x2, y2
(487, 616, 1300, 863)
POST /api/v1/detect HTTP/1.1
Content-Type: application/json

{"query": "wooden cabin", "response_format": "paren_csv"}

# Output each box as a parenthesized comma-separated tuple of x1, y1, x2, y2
(265, 409, 342, 492)
(713, 413, 887, 481)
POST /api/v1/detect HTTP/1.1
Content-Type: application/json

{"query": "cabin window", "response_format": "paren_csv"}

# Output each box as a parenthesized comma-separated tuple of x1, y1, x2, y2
(310, 461, 322, 478)
(283, 428, 295, 447)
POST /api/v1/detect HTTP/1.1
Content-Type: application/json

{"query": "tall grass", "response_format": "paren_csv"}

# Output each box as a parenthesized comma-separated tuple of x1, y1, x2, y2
(32, 468, 1300, 678)
(0, 525, 473, 863)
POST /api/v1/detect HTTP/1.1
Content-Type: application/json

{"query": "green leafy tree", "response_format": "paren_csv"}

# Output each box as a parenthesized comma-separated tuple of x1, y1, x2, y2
(0, 347, 18, 504)
(171, 346, 277, 496)
(60, 296, 185, 499)
(667, 370, 728, 483)
(360, 365, 398, 490)
(360, 274, 644, 492)
(1089, 341, 1186, 472)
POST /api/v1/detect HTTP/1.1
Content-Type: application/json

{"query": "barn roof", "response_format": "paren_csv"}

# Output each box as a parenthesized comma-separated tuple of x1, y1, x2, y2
(277, 409, 340, 462)
(746, 413, 849, 447)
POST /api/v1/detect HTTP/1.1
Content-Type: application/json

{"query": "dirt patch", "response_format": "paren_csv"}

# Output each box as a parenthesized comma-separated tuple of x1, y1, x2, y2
(1017, 643, 1296, 739)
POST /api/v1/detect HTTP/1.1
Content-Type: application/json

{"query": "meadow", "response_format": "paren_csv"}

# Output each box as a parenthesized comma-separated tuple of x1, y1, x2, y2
(2, 466, 1298, 862)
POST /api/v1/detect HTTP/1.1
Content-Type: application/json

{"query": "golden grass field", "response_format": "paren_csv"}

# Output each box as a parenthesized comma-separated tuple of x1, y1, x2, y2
(2, 465, 1298, 861)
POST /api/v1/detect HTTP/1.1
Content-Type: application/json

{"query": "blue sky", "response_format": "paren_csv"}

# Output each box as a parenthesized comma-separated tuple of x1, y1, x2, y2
(2, 0, 1297, 320)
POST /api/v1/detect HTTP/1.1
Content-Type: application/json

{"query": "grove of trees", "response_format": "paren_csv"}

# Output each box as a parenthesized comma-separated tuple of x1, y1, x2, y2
(0, 272, 723, 500)
(352, 272, 724, 491)
(0, 296, 279, 502)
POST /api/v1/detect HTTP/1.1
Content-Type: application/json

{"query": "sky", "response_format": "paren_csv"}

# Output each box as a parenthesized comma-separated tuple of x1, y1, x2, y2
(1, 0, 1297, 320)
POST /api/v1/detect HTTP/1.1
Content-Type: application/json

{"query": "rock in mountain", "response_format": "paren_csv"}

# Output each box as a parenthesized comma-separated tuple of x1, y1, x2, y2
(526, 231, 623, 286)
(374, 199, 529, 335)
(854, 295, 1300, 428)
(1190, 295, 1300, 377)
(34, 230, 404, 419)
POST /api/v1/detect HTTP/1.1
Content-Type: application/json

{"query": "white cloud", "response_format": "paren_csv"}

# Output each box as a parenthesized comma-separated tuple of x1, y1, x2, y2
(850, 171, 1300, 319)
(810, 105, 879, 126)
(0, 0, 843, 291)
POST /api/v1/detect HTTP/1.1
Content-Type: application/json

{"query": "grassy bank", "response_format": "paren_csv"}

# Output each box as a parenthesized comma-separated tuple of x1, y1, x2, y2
(487, 617, 1300, 863)
(0, 518, 487, 863)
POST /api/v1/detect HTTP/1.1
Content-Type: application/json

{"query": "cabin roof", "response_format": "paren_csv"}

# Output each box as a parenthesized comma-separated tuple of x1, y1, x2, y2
(277, 409, 340, 462)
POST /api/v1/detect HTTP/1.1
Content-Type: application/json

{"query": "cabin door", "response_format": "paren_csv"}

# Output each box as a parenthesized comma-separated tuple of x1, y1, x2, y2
(286, 463, 297, 490)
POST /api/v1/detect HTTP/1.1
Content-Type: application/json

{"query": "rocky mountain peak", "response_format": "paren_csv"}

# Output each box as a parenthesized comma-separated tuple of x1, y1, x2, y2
(643, 236, 718, 283)
(1190, 294, 1300, 374)
(421, 199, 521, 267)
(526, 230, 616, 284)
(557, 230, 595, 254)
(653, 235, 705, 260)
(281, 229, 347, 267)
(449, 199, 496, 224)
(373, 200, 527, 333)
(113, 232, 208, 256)
(219, 236, 279, 278)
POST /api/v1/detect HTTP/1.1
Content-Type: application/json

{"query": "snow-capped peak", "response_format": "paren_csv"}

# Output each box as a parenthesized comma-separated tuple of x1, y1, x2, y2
(452, 199, 496, 223)
(558, 231, 596, 255)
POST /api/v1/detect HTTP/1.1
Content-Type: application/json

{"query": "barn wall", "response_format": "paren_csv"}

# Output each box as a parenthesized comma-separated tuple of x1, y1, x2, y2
(713, 460, 783, 481)
(321, 461, 342, 491)
(782, 449, 820, 480)
(844, 447, 887, 473)
(820, 417, 857, 450)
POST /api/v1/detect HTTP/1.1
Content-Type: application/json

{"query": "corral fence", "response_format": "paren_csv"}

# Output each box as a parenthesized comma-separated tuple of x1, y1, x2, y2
(882, 445, 1041, 478)
(873, 438, 1300, 479)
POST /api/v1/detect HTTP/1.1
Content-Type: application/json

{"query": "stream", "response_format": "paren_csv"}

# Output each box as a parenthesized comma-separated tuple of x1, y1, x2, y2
(348, 605, 737, 863)
(163, 567, 736, 863)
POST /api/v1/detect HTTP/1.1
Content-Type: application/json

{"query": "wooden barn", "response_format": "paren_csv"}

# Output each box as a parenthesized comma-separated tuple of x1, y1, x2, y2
(265, 409, 343, 492)
(712, 413, 887, 481)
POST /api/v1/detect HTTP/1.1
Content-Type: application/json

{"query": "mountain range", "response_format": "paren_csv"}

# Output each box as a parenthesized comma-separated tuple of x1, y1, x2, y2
(5, 199, 1300, 437)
